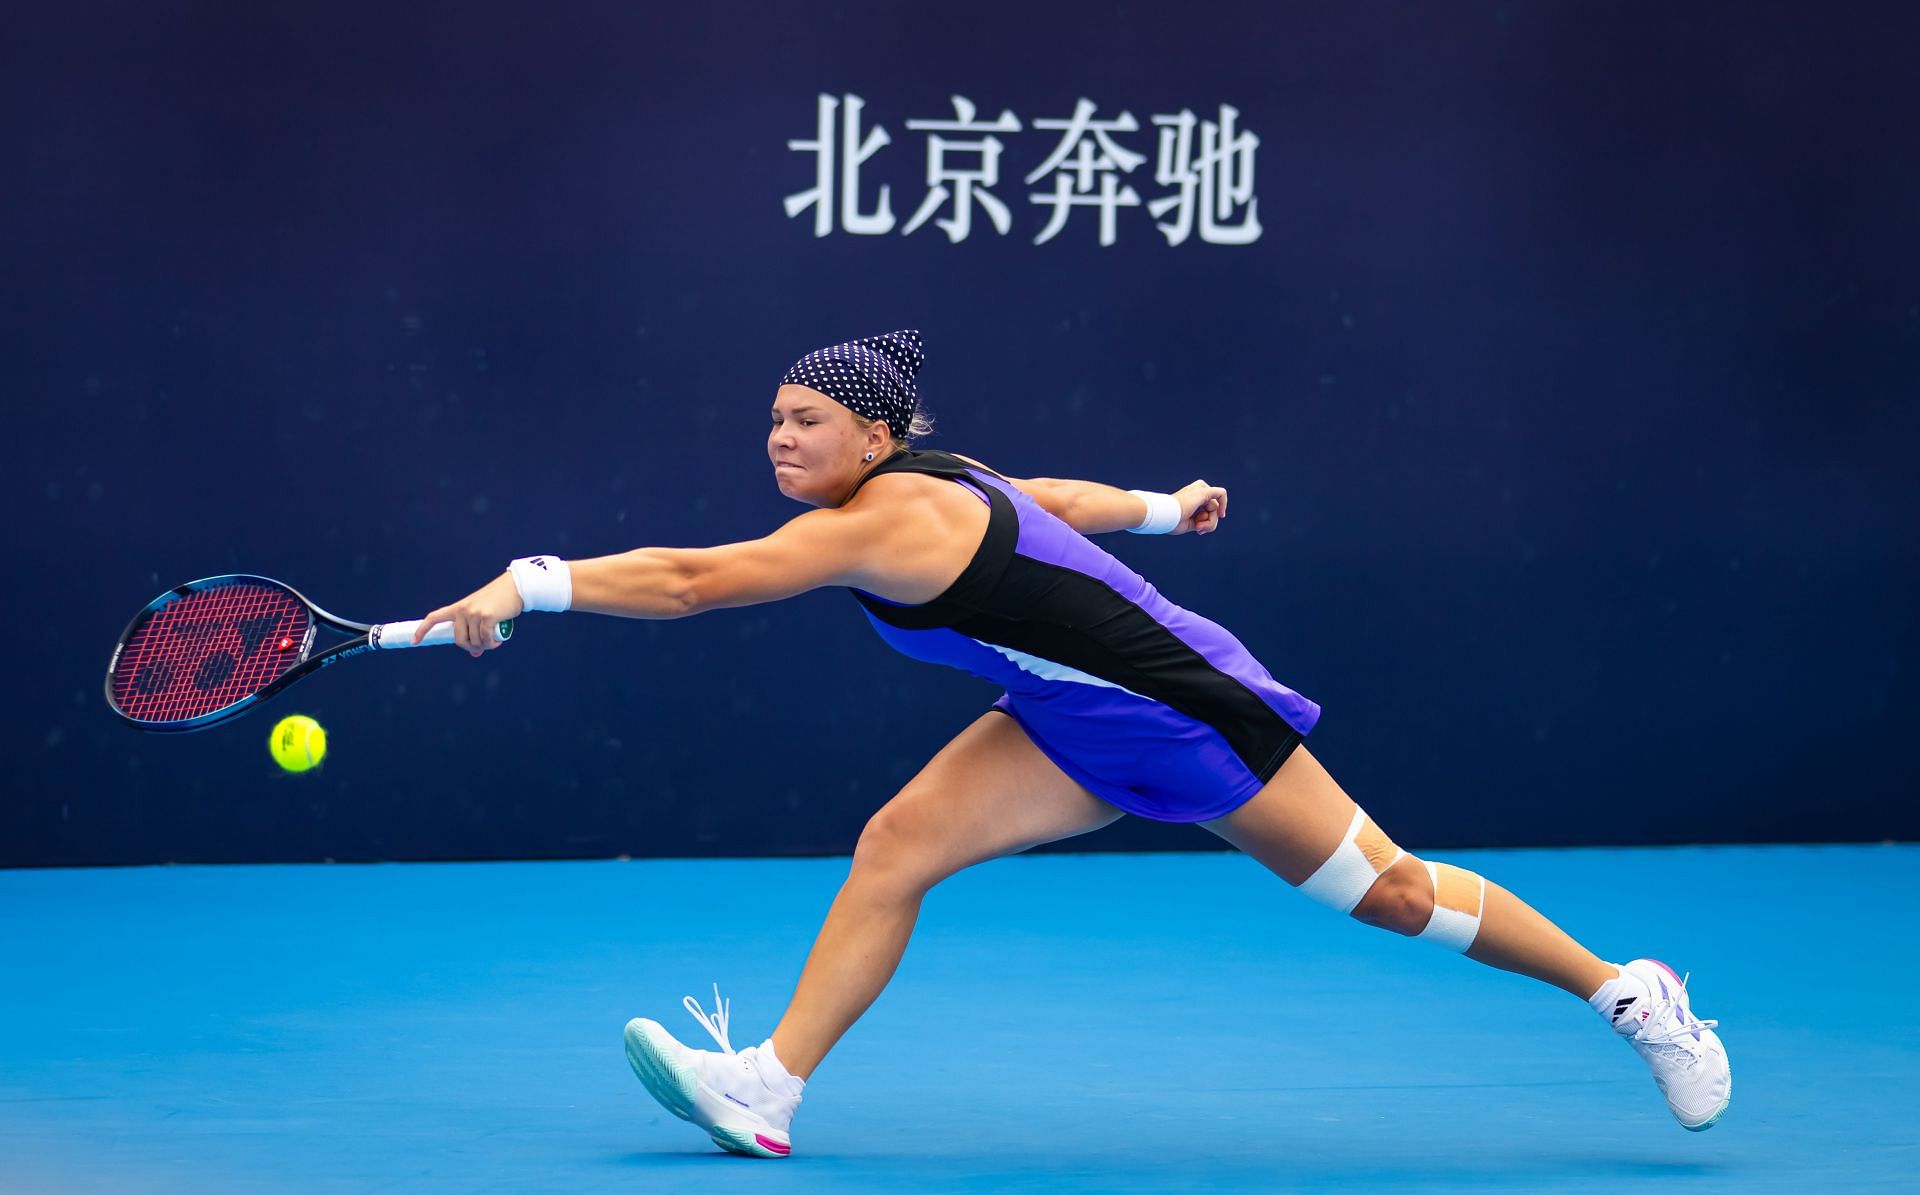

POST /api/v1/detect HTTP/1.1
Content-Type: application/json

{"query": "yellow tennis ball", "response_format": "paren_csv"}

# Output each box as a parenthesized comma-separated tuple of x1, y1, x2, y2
(269, 714, 328, 773)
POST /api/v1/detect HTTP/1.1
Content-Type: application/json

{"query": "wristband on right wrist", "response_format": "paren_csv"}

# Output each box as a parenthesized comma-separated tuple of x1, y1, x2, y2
(508, 555, 572, 612)
(1126, 490, 1182, 535)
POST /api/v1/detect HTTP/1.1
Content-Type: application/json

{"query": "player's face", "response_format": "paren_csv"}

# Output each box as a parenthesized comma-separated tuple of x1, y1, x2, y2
(768, 385, 867, 506)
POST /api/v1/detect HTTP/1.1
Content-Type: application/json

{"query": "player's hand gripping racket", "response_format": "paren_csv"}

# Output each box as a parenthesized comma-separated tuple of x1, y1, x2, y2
(105, 574, 514, 732)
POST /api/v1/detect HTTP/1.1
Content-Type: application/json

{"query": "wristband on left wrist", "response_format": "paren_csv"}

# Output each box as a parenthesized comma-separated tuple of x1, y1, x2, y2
(1126, 490, 1182, 535)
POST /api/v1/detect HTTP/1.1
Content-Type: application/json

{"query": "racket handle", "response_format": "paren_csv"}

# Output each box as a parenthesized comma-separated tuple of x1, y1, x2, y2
(371, 618, 516, 650)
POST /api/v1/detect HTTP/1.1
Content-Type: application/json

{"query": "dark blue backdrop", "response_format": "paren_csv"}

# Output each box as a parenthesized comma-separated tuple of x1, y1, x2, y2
(6, 2, 1916, 866)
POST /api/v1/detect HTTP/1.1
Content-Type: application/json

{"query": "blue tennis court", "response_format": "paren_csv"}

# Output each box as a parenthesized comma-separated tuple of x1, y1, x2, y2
(3, 844, 1912, 1192)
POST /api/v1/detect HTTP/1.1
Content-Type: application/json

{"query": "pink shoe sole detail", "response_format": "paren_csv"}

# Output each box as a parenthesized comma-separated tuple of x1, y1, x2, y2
(755, 1134, 791, 1156)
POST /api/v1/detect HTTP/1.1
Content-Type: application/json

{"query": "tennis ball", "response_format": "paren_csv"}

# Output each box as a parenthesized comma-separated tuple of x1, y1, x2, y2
(269, 714, 328, 773)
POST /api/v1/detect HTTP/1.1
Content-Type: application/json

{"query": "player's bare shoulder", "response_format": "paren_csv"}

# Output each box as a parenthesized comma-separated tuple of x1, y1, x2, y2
(840, 469, 988, 601)
(847, 468, 985, 532)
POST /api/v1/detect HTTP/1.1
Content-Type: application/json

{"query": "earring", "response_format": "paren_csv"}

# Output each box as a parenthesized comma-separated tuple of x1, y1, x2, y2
(864, 451, 875, 461)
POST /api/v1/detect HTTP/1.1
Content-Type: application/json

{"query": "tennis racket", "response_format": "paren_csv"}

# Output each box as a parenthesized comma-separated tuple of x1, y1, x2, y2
(106, 574, 513, 733)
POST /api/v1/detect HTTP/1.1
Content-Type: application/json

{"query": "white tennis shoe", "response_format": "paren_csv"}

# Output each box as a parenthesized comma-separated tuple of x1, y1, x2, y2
(1609, 959, 1731, 1130)
(623, 986, 801, 1159)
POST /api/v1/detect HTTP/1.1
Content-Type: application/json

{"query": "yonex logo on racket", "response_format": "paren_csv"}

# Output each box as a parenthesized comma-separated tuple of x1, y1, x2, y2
(108, 575, 494, 733)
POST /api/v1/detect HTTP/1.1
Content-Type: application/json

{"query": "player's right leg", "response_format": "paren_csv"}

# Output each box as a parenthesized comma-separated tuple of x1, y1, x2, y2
(624, 710, 1122, 1157)
(772, 710, 1123, 1076)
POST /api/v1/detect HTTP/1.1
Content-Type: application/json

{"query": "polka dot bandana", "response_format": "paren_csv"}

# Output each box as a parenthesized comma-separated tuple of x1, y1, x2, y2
(779, 329, 924, 439)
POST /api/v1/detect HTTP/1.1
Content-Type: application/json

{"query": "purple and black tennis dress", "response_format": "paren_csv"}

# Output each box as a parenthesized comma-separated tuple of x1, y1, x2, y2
(848, 450, 1320, 822)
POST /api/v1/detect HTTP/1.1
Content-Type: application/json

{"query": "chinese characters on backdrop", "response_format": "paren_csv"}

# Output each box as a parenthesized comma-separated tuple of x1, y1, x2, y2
(785, 95, 1262, 247)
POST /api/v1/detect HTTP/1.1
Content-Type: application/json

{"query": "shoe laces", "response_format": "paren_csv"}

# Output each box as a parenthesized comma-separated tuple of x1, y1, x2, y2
(682, 983, 736, 1054)
(1635, 971, 1720, 1058)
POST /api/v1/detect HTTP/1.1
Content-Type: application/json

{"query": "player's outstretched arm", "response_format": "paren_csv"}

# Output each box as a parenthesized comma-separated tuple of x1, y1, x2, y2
(414, 506, 881, 655)
(572, 507, 877, 617)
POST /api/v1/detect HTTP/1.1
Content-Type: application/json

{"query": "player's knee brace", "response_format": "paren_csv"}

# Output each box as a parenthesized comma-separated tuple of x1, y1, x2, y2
(1297, 808, 1404, 914)
(1414, 860, 1486, 953)
(1297, 808, 1486, 952)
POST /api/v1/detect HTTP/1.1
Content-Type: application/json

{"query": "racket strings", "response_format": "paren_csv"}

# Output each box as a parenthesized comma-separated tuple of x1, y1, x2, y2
(111, 583, 311, 723)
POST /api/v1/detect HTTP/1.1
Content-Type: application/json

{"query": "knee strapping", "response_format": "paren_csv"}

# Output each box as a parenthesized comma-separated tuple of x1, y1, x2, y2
(1298, 808, 1486, 952)
(1297, 808, 1404, 914)
(1415, 860, 1486, 953)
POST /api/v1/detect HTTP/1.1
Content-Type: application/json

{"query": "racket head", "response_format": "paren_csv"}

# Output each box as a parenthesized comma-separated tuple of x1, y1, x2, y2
(106, 575, 324, 732)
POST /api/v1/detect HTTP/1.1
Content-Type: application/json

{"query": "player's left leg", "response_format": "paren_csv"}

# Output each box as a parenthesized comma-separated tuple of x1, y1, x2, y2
(1203, 744, 1731, 1130)
(1203, 744, 1609, 995)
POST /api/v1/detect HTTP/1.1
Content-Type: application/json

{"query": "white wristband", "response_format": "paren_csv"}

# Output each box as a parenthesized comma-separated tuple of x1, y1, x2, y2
(1126, 490, 1182, 535)
(508, 555, 572, 612)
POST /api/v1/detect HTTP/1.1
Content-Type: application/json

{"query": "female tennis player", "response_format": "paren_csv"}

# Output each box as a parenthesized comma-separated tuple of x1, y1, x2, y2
(416, 330, 1730, 1157)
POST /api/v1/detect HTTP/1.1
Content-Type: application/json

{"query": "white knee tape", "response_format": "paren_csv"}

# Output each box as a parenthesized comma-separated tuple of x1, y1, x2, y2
(1416, 861, 1486, 952)
(1298, 808, 1405, 915)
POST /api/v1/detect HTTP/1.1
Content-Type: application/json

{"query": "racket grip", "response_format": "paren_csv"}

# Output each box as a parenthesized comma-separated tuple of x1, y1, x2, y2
(371, 618, 516, 650)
